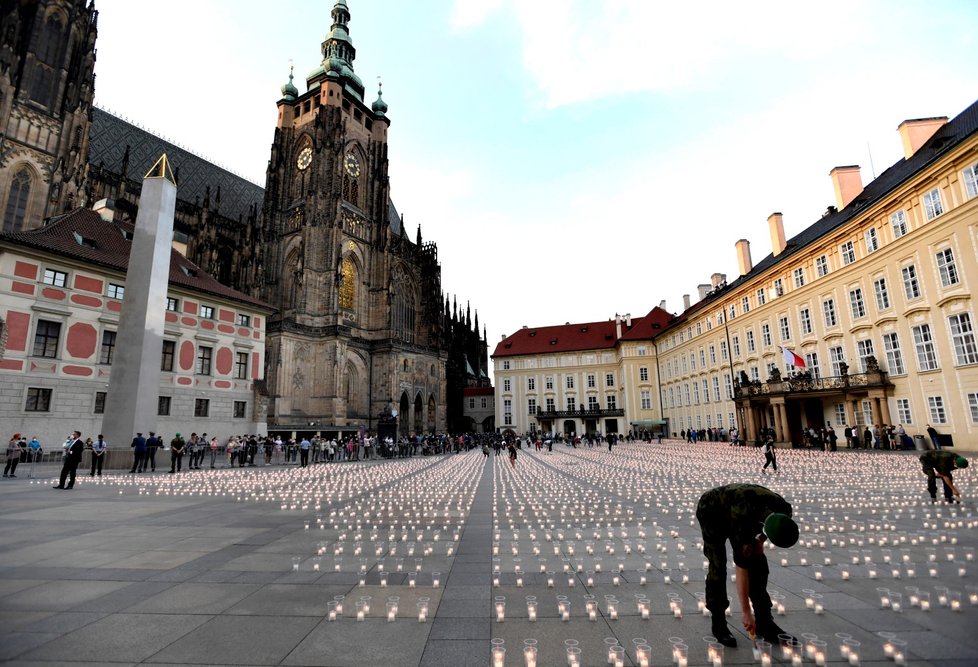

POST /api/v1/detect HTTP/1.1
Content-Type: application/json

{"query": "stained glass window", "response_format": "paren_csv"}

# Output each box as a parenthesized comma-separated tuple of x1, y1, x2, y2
(339, 256, 356, 309)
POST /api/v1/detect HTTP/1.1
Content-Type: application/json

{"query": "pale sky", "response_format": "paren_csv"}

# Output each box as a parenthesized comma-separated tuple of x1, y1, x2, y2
(92, 0, 978, 358)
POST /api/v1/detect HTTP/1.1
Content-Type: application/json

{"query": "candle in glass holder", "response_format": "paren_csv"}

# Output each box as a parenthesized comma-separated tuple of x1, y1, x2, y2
(386, 601, 398, 622)
(418, 599, 429, 623)
(292, 556, 301, 572)
(327, 601, 338, 621)
(812, 594, 824, 615)
(524, 646, 537, 667)
(547, 572, 555, 588)
(586, 598, 598, 621)
(527, 600, 537, 621)
(356, 600, 366, 621)
(891, 639, 907, 666)
(950, 591, 962, 611)
(492, 646, 506, 667)
(890, 591, 903, 612)
(495, 597, 506, 622)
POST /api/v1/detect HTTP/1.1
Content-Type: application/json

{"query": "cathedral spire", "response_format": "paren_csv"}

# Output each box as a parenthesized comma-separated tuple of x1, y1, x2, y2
(316, 0, 364, 99)
(281, 63, 298, 100)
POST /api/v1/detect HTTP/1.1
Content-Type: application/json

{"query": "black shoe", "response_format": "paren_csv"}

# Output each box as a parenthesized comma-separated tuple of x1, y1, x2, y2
(9, 474, 15, 478)
(711, 619, 737, 647)
(53, 485, 65, 489)
(755, 618, 794, 644)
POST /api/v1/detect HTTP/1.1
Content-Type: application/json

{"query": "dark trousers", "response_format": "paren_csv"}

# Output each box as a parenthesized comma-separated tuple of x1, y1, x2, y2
(90, 453, 104, 475)
(300, 449, 309, 466)
(927, 473, 954, 501)
(146, 448, 158, 471)
(697, 508, 773, 620)
(3, 456, 19, 476)
(58, 460, 79, 488)
(170, 452, 183, 472)
(763, 452, 777, 471)
(130, 451, 145, 472)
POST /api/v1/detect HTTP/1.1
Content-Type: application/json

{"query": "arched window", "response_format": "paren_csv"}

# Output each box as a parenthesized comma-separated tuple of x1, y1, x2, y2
(3, 169, 32, 232)
(346, 362, 362, 416)
(37, 15, 64, 65)
(393, 287, 416, 343)
(339, 256, 357, 310)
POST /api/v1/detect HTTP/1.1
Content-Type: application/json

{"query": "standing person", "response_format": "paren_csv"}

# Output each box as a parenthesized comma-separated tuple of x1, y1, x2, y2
(129, 432, 146, 473)
(507, 441, 517, 468)
(863, 426, 872, 449)
(299, 436, 311, 467)
(90, 434, 107, 476)
(209, 435, 220, 468)
(926, 424, 942, 450)
(4, 433, 24, 478)
(54, 431, 85, 489)
(843, 425, 853, 449)
(169, 432, 186, 473)
(696, 483, 799, 647)
(827, 425, 838, 452)
(919, 451, 968, 503)
(761, 437, 778, 474)
(145, 432, 160, 472)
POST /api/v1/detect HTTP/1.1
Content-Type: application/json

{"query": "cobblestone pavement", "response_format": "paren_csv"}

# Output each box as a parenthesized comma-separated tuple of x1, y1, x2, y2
(0, 441, 975, 666)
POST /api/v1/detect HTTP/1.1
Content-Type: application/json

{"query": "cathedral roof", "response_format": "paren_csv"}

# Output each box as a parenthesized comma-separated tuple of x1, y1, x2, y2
(89, 108, 265, 223)
(0, 208, 273, 311)
(493, 307, 672, 357)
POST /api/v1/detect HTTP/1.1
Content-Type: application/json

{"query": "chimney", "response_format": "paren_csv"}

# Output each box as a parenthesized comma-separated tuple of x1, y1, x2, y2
(710, 272, 726, 288)
(683, 294, 691, 310)
(735, 239, 752, 276)
(659, 300, 667, 310)
(830, 165, 863, 210)
(768, 212, 786, 256)
(615, 316, 622, 339)
(898, 116, 948, 159)
(697, 283, 710, 301)
(625, 313, 632, 327)
(93, 198, 116, 222)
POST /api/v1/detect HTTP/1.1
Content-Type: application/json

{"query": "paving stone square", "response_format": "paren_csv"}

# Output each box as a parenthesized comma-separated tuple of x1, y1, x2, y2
(1, 442, 976, 666)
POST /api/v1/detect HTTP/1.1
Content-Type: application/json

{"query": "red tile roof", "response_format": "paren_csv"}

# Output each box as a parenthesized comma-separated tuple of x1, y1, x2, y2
(492, 307, 672, 357)
(463, 386, 495, 396)
(1, 208, 273, 311)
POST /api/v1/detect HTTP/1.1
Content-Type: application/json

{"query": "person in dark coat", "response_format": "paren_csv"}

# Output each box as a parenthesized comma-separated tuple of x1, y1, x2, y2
(696, 483, 799, 647)
(129, 432, 147, 473)
(920, 451, 968, 502)
(55, 431, 85, 489)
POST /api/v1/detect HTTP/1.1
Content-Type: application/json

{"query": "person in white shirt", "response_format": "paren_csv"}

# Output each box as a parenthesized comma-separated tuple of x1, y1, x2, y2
(90, 434, 108, 476)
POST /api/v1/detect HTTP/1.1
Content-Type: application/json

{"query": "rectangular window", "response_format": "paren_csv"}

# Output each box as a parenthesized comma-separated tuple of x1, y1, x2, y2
(830, 346, 846, 376)
(896, 398, 913, 425)
(778, 316, 790, 341)
(566, 397, 576, 411)
(161, 340, 175, 372)
(712, 376, 721, 402)
(823, 298, 837, 327)
(840, 241, 856, 266)
(196, 346, 212, 375)
(527, 377, 535, 391)
(606, 395, 617, 410)
(99, 330, 116, 365)
(693, 383, 701, 404)
(864, 228, 879, 253)
(965, 162, 978, 199)
(928, 396, 947, 424)
(911, 324, 939, 371)
(199, 305, 215, 319)
(166, 297, 179, 312)
(528, 398, 537, 415)
(482, 397, 488, 409)
(861, 400, 873, 426)
(890, 210, 908, 239)
(902, 264, 921, 300)
(605, 373, 615, 387)
(741, 296, 750, 313)
(93, 391, 107, 414)
(587, 396, 598, 410)
(805, 352, 820, 379)
(761, 323, 772, 347)
(746, 330, 756, 352)
(724, 375, 733, 400)
(948, 313, 978, 365)
(873, 277, 890, 311)
(546, 397, 556, 412)
(640, 390, 651, 410)
(922, 187, 944, 220)
(502, 360, 510, 370)
(968, 393, 978, 423)
(42, 268, 67, 287)
(639, 367, 649, 382)
(194, 398, 210, 417)
(750, 366, 759, 382)
(503, 378, 511, 392)
(25, 387, 52, 412)
(732, 335, 741, 357)
(235, 351, 248, 379)
(158, 396, 171, 416)
(684, 384, 691, 404)
(773, 278, 784, 297)
(720, 340, 728, 361)
(468, 398, 475, 409)
(882, 332, 905, 375)
(756, 288, 766, 306)
(32, 320, 61, 358)
(815, 255, 829, 278)
(849, 288, 866, 319)
(793, 267, 805, 288)
(799, 308, 813, 336)
(834, 403, 846, 425)
(637, 345, 647, 356)
(566, 376, 574, 389)
(545, 376, 554, 390)
(586, 374, 595, 388)
(233, 401, 247, 418)
(702, 379, 710, 403)
(767, 361, 778, 377)
(107, 283, 125, 300)
(707, 346, 715, 364)
(699, 349, 706, 366)
(936, 248, 959, 287)
(856, 339, 875, 372)
(236, 314, 251, 327)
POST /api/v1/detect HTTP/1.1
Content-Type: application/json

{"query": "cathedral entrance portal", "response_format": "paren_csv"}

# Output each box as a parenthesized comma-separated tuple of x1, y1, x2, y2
(414, 394, 423, 434)
(399, 393, 410, 438)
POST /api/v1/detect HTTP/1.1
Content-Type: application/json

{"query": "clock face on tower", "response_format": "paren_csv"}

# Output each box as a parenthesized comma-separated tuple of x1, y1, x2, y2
(296, 147, 312, 171)
(344, 152, 361, 178)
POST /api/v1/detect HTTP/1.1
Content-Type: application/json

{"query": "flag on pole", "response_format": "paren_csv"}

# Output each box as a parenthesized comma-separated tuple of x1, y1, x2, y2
(781, 346, 806, 368)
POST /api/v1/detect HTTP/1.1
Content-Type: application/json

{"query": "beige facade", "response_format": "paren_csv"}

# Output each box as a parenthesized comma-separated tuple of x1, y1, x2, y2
(657, 105, 978, 450)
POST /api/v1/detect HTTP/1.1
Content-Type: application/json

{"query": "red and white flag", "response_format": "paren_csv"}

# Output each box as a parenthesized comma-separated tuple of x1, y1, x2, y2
(781, 346, 806, 368)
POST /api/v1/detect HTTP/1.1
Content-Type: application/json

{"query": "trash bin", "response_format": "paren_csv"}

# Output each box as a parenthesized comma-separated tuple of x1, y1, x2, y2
(913, 435, 928, 451)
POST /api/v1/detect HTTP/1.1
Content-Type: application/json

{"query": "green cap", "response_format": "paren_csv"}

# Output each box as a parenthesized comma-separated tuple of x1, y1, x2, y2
(175, 432, 181, 437)
(955, 456, 968, 468)
(763, 513, 799, 548)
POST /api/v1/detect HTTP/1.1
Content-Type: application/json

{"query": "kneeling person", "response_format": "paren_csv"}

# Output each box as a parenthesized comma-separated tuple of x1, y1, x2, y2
(696, 483, 799, 647)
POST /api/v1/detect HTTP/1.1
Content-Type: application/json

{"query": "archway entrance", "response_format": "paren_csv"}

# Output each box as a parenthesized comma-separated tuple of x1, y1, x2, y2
(399, 393, 410, 437)
(563, 420, 576, 437)
(414, 393, 423, 434)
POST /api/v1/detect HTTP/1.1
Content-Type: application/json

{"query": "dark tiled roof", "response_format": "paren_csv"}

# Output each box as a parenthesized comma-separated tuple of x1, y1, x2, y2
(492, 307, 672, 357)
(463, 386, 495, 396)
(0, 208, 273, 311)
(89, 108, 265, 222)
(659, 98, 978, 332)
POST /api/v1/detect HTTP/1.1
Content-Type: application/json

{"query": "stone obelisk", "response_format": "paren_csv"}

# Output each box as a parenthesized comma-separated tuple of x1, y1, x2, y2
(101, 155, 176, 453)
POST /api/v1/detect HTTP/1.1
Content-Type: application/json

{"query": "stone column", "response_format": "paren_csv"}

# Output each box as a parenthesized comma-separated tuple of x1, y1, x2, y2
(101, 155, 176, 453)
(772, 401, 784, 442)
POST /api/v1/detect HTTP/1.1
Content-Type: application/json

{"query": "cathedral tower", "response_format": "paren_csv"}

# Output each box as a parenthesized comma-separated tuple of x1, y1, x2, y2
(0, 0, 97, 231)
(258, 1, 448, 434)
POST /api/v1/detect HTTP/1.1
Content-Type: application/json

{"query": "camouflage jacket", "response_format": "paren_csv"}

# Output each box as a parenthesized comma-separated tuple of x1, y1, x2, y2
(920, 450, 956, 476)
(698, 483, 792, 548)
